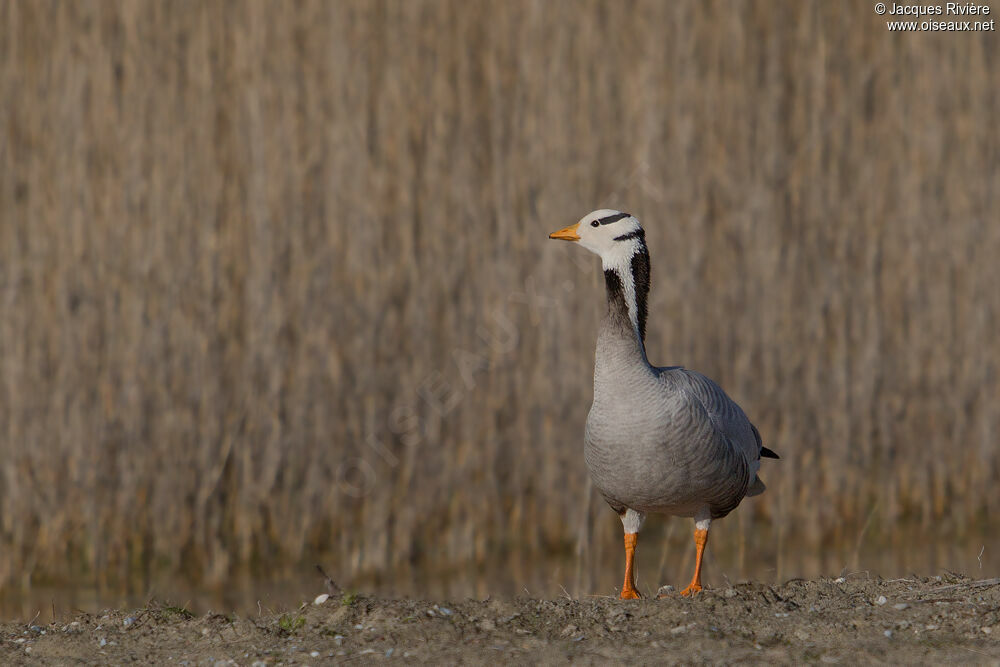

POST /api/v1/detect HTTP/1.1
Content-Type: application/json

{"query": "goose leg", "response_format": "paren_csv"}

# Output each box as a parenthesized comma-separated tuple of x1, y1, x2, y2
(679, 512, 711, 597)
(618, 508, 645, 599)
(621, 532, 640, 599)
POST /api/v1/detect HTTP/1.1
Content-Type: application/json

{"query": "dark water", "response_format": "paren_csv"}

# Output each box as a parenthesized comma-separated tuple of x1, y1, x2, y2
(3, 528, 997, 623)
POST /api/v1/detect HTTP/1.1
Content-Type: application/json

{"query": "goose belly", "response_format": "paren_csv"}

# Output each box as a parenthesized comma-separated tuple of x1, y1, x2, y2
(584, 405, 747, 517)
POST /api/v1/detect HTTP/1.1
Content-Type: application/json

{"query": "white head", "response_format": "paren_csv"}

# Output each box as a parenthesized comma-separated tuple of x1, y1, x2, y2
(548, 209, 646, 272)
(549, 209, 651, 342)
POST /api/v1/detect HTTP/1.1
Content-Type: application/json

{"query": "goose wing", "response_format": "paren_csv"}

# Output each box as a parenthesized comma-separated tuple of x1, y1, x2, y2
(657, 367, 774, 495)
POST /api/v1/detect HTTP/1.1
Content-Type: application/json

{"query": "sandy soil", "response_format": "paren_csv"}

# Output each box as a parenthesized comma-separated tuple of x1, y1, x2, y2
(2, 574, 999, 665)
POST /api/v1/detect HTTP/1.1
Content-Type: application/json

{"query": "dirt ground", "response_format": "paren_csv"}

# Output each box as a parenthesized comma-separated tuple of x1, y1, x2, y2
(2, 574, 999, 665)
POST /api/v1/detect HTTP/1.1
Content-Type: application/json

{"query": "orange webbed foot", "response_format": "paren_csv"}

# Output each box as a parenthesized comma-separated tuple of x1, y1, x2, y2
(619, 587, 641, 600)
(679, 583, 703, 597)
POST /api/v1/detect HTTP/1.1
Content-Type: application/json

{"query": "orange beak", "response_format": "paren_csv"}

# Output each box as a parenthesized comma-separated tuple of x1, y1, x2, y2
(548, 222, 581, 241)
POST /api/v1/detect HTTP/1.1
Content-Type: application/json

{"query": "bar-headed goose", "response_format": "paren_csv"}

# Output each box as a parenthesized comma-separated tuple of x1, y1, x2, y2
(550, 209, 778, 599)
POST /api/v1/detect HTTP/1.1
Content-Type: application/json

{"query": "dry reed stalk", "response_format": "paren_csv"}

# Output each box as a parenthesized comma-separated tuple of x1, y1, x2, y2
(0, 0, 997, 595)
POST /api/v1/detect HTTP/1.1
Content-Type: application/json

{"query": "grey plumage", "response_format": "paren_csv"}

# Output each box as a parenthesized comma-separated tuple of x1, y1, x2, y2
(586, 331, 763, 520)
(550, 208, 776, 597)
(583, 225, 769, 522)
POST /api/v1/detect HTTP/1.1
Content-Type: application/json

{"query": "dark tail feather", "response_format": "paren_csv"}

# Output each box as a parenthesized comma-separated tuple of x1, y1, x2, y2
(760, 446, 780, 459)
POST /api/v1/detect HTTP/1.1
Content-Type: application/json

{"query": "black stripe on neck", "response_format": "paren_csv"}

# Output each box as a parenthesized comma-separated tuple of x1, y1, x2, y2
(598, 212, 630, 225)
(603, 269, 630, 333)
(602, 244, 651, 343)
(631, 249, 650, 342)
(614, 228, 645, 242)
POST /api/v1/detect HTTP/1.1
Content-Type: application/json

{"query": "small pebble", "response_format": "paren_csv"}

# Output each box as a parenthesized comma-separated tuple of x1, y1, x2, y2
(983, 627, 993, 635)
(313, 594, 330, 605)
(883, 630, 893, 638)
(438, 607, 453, 616)
(893, 603, 909, 610)
(310, 651, 320, 657)
(875, 596, 887, 606)
(123, 616, 136, 627)
(354, 623, 364, 630)
(99, 638, 107, 647)
(833, 577, 846, 584)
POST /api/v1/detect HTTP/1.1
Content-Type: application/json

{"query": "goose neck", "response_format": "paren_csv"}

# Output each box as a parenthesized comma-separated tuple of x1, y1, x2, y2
(601, 242, 650, 338)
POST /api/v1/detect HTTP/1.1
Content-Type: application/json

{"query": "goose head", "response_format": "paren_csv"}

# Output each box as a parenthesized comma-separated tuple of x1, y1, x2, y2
(550, 209, 651, 342)
(548, 209, 646, 271)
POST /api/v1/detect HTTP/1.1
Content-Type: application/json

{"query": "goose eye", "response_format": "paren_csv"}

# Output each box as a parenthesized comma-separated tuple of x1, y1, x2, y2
(591, 220, 600, 227)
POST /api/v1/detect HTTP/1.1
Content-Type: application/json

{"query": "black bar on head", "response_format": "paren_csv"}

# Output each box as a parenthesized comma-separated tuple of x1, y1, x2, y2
(614, 229, 645, 242)
(598, 212, 631, 225)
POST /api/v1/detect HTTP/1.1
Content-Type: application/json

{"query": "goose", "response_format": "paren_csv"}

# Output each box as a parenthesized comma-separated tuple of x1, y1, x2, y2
(549, 209, 778, 599)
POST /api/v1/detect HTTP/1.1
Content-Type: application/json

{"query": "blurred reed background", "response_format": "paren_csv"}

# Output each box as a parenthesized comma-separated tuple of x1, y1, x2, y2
(1, 0, 999, 612)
